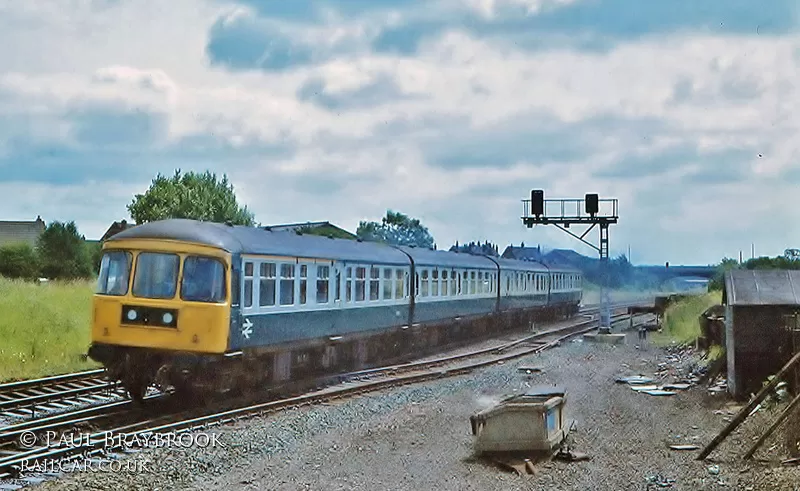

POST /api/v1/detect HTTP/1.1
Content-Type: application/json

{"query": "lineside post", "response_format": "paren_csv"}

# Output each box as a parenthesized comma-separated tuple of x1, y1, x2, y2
(521, 190, 619, 332)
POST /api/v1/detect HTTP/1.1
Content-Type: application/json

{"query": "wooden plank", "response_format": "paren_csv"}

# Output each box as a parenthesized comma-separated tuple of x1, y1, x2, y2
(697, 350, 800, 460)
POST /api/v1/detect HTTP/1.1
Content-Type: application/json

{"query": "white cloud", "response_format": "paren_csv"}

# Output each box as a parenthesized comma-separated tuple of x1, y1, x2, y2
(0, 0, 798, 262)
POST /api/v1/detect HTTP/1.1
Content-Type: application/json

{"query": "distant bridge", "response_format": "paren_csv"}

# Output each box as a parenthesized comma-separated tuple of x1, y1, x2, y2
(636, 265, 717, 281)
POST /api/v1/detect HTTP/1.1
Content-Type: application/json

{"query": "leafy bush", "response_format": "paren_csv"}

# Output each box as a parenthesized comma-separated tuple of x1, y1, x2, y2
(0, 243, 40, 279)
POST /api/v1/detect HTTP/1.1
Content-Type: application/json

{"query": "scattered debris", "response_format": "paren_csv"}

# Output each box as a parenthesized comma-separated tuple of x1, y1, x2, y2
(616, 375, 655, 385)
(642, 389, 676, 396)
(645, 474, 676, 488)
(707, 464, 720, 475)
(663, 383, 691, 391)
(781, 457, 800, 466)
(669, 444, 700, 451)
(518, 366, 543, 374)
(554, 448, 591, 462)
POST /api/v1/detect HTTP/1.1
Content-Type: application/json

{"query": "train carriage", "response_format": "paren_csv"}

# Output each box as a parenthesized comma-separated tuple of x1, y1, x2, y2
(88, 219, 583, 400)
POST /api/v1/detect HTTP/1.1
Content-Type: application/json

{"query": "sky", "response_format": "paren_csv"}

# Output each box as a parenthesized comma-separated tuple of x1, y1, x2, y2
(0, 0, 798, 265)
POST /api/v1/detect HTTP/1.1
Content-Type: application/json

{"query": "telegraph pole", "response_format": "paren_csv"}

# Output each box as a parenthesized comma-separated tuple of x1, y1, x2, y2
(521, 190, 619, 332)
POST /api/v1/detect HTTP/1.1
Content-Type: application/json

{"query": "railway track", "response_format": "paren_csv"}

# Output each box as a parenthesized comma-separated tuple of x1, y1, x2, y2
(0, 300, 640, 428)
(0, 305, 652, 483)
(0, 370, 127, 422)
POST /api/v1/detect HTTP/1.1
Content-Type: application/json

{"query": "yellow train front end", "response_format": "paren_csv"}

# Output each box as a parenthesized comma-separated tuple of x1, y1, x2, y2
(88, 238, 233, 400)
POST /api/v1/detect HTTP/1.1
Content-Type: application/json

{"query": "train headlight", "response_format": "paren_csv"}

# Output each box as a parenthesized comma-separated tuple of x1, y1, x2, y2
(126, 309, 138, 321)
(162, 312, 174, 325)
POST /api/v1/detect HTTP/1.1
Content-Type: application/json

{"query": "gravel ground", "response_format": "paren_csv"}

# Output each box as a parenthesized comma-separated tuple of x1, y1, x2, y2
(29, 330, 800, 491)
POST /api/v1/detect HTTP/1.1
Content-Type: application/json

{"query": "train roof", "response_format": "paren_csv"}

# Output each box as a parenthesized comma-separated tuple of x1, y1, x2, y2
(106, 219, 583, 275)
(395, 246, 498, 269)
(493, 257, 551, 273)
(106, 219, 410, 265)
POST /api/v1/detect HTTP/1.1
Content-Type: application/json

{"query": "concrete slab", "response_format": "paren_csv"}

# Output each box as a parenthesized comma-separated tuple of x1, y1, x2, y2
(583, 332, 626, 344)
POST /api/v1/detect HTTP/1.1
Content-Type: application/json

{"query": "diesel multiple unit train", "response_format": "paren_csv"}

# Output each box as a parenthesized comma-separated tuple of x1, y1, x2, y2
(88, 219, 583, 400)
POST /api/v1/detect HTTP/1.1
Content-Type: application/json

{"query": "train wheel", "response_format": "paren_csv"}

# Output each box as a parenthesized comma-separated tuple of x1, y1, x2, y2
(126, 381, 148, 403)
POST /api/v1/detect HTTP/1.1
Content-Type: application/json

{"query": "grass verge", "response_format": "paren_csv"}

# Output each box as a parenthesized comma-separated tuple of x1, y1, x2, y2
(0, 277, 99, 382)
(651, 290, 723, 346)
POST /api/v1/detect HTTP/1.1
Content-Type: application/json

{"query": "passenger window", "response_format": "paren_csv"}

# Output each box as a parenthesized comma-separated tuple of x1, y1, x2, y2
(421, 270, 429, 297)
(470, 271, 476, 295)
(244, 261, 253, 308)
(299, 265, 307, 305)
(316, 265, 329, 304)
(355, 267, 366, 301)
(335, 268, 341, 301)
(279, 264, 295, 305)
(432, 270, 439, 297)
(370, 267, 380, 301)
(383, 268, 393, 300)
(395, 269, 404, 299)
(346, 267, 353, 302)
(442, 270, 449, 296)
(259, 263, 276, 306)
(451, 270, 457, 295)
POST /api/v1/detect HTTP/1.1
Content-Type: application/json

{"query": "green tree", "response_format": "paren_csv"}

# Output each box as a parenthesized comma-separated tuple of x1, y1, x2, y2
(128, 170, 255, 225)
(295, 224, 355, 240)
(0, 244, 40, 279)
(37, 221, 93, 279)
(356, 210, 435, 248)
(708, 257, 740, 290)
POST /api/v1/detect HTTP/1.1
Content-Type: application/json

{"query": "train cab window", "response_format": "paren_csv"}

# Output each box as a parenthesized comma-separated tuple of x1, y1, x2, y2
(370, 267, 380, 301)
(355, 267, 366, 302)
(432, 270, 439, 296)
(244, 262, 253, 308)
(383, 268, 393, 300)
(442, 270, 449, 296)
(299, 265, 308, 305)
(96, 250, 132, 296)
(279, 264, 295, 305)
(181, 256, 226, 303)
(316, 265, 329, 304)
(395, 269, 404, 299)
(259, 263, 276, 306)
(132, 252, 179, 299)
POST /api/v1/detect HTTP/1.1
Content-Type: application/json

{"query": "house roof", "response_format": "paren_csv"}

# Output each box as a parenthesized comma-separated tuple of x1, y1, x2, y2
(265, 221, 356, 238)
(0, 216, 45, 247)
(101, 220, 132, 242)
(723, 269, 800, 306)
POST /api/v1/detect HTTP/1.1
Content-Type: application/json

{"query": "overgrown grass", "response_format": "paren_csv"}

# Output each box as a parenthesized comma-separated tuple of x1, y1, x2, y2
(0, 277, 99, 382)
(652, 290, 723, 346)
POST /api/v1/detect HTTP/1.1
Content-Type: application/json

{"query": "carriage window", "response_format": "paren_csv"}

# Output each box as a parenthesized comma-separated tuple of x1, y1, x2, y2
(96, 250, 132, 296)
(181, 256, 226, 303)
(279, 264, 295, 305)
(316, 265, 329, 303)
(335, 268, 341, 301)
(133, 252, 179, 299)
(421, 270, 429, 297)
(395, 269, 404, 299)
(299, 265, 308, 305)
(451, 270, 457, 296)
(346, 267, 353, 302)
(432, 270, 439, 296)
(383, 268, 393, 300)
(258, 263, 276, 306)
(462, 271, 468, 295)
(442, 270, 449, 296)
(370, 267, 380, 301)
(355, 267, 366, 301)
(469, 271, 476, 294)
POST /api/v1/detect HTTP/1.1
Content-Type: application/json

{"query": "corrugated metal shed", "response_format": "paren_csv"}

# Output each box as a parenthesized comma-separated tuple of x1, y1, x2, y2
(723, 269, 800, 306)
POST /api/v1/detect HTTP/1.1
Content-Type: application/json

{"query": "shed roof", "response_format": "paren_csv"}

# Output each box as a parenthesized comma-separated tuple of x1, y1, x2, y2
(723, 269, 800, 306)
